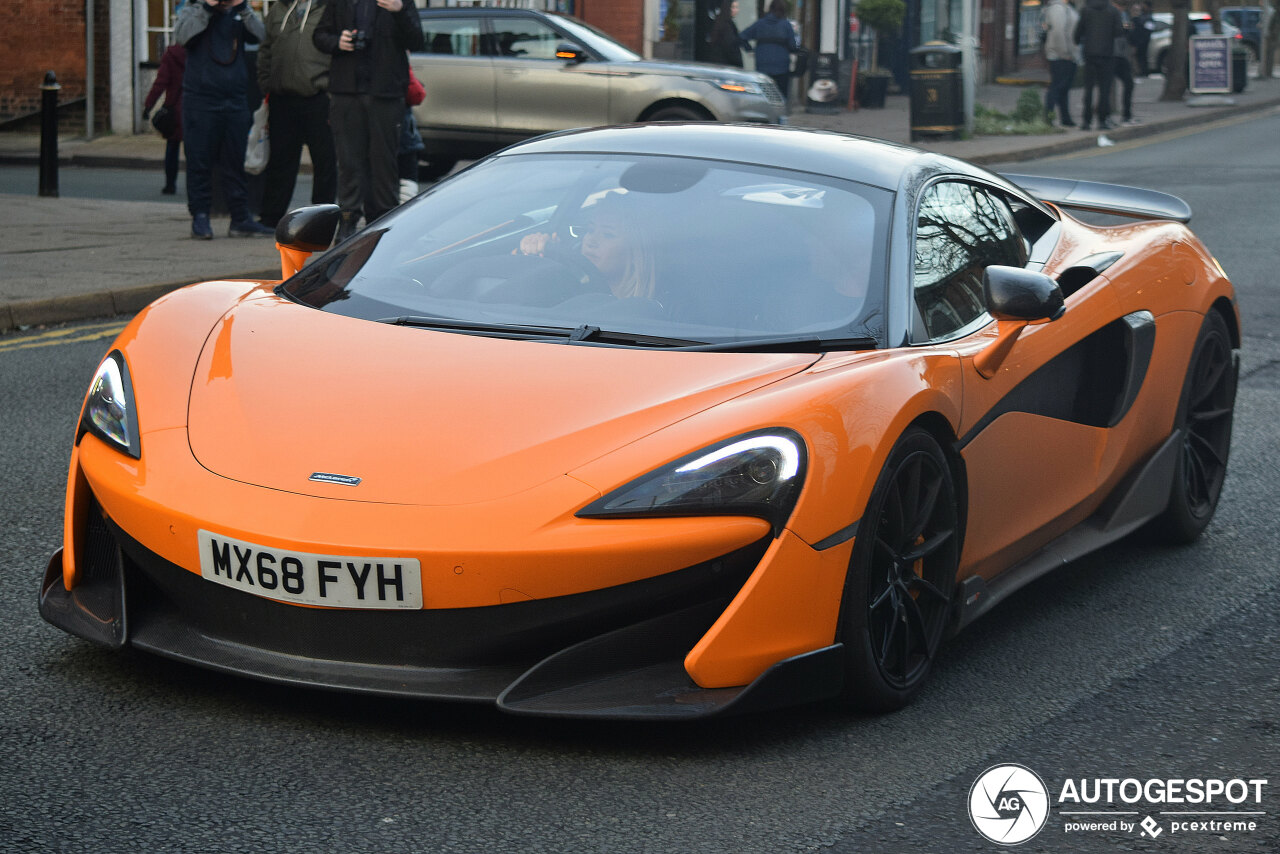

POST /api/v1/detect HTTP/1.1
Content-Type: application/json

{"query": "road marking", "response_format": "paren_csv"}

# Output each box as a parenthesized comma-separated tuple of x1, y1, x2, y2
(0, 320, 126, 354)
(1047, 105, 1280, 160)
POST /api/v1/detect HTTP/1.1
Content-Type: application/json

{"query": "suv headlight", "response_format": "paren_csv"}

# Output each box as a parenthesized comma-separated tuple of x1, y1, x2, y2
(701, 76, 764, 96)
(78, 350, 140, 459)
(577, 429, 806, 535)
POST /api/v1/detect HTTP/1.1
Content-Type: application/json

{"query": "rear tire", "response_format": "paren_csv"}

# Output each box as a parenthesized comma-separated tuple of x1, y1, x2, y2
(1148, 310, 1236, 544)
(838, 428, 959, 712)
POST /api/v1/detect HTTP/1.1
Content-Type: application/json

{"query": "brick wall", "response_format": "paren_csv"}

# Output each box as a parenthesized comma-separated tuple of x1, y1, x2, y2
(577, 0, 646, 54)
(0, 0, 89, 122)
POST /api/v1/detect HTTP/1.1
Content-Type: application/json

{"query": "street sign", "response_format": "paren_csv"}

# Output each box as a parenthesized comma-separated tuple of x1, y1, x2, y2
(1189, 34, 1232, 94)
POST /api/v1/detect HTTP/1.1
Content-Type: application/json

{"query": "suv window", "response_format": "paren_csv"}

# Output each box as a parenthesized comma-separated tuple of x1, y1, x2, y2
(421, 17, 484, 56)
(913, 181, 1027, 341)
(491, 17, 562, 59)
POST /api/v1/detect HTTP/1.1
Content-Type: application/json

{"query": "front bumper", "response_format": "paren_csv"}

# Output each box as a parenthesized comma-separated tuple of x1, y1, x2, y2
(40, 502, 845, 719)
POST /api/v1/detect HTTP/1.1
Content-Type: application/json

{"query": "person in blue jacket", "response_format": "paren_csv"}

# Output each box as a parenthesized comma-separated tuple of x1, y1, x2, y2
(174, 0, 274, 239)
(740, 0, 799, 103)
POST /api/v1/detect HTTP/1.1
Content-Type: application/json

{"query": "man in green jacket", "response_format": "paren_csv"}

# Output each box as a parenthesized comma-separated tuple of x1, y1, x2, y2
(257, 0, 337, 228)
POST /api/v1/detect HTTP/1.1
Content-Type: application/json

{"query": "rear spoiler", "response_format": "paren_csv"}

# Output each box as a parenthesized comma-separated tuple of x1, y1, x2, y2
(1000, 173, 1192, 223)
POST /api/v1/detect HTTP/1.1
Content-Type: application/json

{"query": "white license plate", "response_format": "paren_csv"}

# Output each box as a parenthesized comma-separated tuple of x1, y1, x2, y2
(197, 530, 423, 610)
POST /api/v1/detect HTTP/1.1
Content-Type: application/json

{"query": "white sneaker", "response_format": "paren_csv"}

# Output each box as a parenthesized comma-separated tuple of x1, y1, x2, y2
(398, 179, 420, 205)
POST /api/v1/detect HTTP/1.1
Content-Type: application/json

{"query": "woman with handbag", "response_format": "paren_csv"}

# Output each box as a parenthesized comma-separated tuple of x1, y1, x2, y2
(142, 44, 186, 195)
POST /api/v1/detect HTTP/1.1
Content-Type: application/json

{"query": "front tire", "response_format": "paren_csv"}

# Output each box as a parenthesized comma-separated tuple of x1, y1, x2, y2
(1148, 310, 1236, 544)
(644, 105, 710, 122)
(838, 428, 959, 712)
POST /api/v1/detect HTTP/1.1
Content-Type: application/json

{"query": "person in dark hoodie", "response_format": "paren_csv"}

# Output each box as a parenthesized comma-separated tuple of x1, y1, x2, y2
(1075, 0, 1123, 130)
(313, 0, 424, 244)
(174, 0, 273, 239)
(706, 0, 744, 67)
(257, 0, 337, 229)
(740, 0, 799, 103)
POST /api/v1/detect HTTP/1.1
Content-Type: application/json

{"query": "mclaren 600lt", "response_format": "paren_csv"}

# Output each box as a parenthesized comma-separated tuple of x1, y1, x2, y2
(41, 124, 1238, 719)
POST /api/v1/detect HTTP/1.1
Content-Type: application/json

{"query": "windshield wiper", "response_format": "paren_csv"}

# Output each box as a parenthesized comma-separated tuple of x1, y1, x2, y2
(379, 315, 579, 340)
(674, 335, 879, 353)
(377, 316, 701, 348)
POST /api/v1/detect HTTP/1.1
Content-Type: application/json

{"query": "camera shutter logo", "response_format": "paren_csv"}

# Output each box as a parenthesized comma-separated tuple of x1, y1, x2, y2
(968, 764, 1050, 845)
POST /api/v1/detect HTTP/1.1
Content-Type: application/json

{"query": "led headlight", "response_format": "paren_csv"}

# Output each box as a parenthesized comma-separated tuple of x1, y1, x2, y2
(701, 77, 764, 95)
(577, 429, 806, 535)
(78, 350, 140, 459)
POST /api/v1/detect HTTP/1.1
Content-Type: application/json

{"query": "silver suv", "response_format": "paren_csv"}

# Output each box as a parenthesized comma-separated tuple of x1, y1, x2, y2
(410, 8, 785, 179)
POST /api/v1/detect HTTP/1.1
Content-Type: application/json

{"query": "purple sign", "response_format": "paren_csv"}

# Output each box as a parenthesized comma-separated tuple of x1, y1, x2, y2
(1190, 34, 1232, 94)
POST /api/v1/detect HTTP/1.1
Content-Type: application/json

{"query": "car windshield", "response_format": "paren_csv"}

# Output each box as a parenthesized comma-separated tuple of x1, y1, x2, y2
(280, 153, 891, 349)
(551, 15, 643, 62)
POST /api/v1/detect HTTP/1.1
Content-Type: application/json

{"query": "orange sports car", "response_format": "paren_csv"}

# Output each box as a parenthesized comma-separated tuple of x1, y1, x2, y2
(40, 124, 1238, 719)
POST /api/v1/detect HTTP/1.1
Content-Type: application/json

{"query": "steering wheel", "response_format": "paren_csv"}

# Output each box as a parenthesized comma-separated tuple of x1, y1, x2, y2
(541, 242, 601, 288)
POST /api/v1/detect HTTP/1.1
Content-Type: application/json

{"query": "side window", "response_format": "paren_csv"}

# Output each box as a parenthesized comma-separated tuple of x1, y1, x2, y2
(490, 17, 562, 59)
(420, 17, 483, 56)
(913, 181, 1027, 341)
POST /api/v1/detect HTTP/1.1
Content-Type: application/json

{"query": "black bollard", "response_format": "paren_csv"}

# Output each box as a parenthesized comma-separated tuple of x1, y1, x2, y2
(39, 71, 61, 198)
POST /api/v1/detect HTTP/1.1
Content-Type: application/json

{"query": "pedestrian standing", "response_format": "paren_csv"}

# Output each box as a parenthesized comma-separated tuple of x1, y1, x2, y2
(174, 0, 275, 239)
(1112, 0, 1137, 124)
(1074, 0, 1123, 130)
(1129, 2, 1153, 76)
(1042, 0, 1080, 127)
(313, 0, 424, 244)
(142, 43, 185, 195)
(706, 0, 744, 68)
(257, 0, 337, 228)
(398, 67, 426, 203)
(740, 0, 799, 104)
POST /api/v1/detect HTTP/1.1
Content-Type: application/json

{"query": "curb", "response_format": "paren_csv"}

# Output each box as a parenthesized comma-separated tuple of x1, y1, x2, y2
(1, 269, 278, 334)
(966, 93, 1280, 164)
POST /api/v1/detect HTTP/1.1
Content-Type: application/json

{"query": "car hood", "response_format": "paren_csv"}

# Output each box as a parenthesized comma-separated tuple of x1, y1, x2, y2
(619, 59, 766, 81)
(186, 297, 815, 506)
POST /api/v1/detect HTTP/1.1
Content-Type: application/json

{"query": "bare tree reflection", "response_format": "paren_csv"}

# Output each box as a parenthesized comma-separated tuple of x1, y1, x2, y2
(913, 183, 1024, 338)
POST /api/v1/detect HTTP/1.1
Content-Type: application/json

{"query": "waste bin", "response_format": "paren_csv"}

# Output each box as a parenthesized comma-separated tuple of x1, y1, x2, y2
(910, 42, 962, 141)
(1232, 46, 1248, 92)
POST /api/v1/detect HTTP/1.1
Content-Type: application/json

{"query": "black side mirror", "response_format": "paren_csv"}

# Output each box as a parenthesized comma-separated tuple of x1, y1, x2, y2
(275, 204, 340, 252)
(555, 42, 588, 63)
(983, 265, 1066, 322)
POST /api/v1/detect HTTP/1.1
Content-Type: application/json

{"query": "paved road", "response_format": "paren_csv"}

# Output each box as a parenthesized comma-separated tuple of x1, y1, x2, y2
(1, 114, 1276, 854)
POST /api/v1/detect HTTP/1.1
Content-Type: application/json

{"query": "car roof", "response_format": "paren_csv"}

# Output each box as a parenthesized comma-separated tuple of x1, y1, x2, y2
(492, 123, 1013, 196)
(420, 7, 560, 16)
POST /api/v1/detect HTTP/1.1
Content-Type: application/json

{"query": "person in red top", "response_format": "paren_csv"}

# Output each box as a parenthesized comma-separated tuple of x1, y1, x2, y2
(142, 44, 186, 195)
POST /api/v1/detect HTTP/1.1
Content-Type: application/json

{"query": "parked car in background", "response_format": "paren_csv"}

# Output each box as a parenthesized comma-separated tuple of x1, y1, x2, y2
(408, 7, 786, 179)
(1147, 12, 1243, 76)
(1219, 6, 1264, 64)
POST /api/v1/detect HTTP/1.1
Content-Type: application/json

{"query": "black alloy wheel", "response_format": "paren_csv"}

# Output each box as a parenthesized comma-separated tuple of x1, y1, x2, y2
(840, 428, 959, 712)
(1150, 310, 1236, 543)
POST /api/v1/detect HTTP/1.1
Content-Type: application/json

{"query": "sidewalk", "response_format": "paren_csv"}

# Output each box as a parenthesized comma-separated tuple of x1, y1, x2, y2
(2, 75, 1278, 333)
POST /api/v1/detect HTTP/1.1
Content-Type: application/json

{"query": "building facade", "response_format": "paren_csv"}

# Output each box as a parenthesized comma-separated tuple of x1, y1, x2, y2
(0, 0, 1166, 135)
